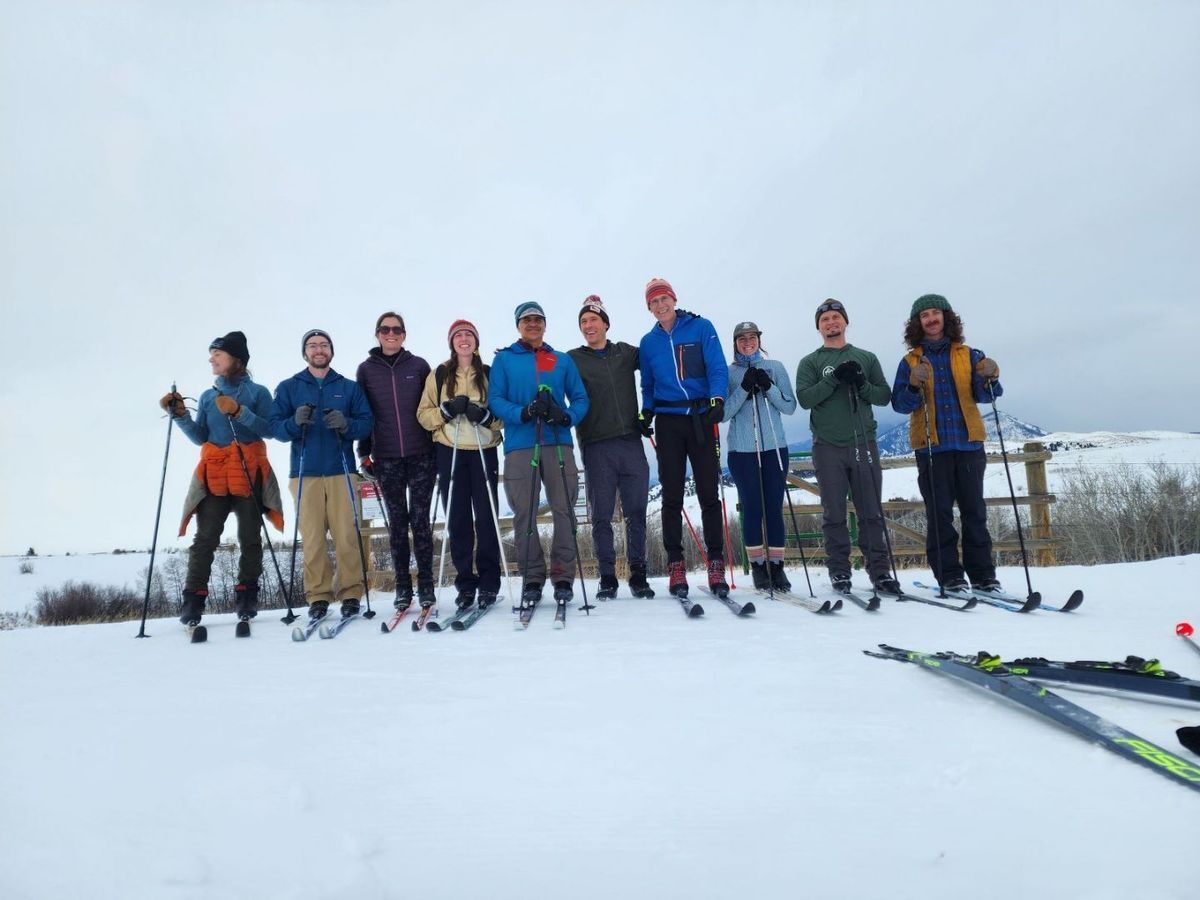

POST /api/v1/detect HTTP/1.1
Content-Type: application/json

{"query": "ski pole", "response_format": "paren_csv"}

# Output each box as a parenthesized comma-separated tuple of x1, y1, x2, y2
(986, 382, 1036, 602)
(136, 382, 178, 638)
(549, 420, 593, 614)
(475, 423, 515, 607)
(283, 421, 308, 624)
(332, 412, 376, 619)
(846, 386, 884, 600)
(218, 404, 292, 611)
(434, 419, 462, 605)
(762, 405, 815, 597)
(519, 415, 545, 609)
(918, 388, 948, 598)
(712, 423, 737, 589)
(747, 388, 773, 601)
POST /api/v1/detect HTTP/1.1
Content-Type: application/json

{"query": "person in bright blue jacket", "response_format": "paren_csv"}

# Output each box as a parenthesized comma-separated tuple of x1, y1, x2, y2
(269, 329, 374, 622)
(638, 277, 730, 601)
(489, 302, 589, 609)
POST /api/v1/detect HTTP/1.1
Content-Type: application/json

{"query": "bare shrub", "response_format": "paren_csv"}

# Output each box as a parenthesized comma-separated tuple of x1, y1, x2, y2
(18, 560, 33, 575)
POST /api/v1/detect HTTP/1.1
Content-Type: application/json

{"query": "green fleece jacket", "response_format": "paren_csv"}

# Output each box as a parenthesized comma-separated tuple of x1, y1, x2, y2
(795, 344, 891, 447)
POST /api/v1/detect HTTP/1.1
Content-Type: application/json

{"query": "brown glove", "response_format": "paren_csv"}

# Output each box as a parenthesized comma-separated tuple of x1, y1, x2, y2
(215, 395, 241, 417)
(909, 358, 933, 388)
(975, 357, 999, 381)
(159, 391, 185, 417)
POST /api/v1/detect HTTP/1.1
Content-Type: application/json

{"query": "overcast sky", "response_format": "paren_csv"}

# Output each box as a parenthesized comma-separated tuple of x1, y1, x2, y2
(2, 1, 1197, 555)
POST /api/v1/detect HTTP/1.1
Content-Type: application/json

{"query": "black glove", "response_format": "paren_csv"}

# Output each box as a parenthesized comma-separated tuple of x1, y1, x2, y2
(541, 396, 571, 428)
(359, 457, 377, 481)
(637, 410, 654, 438)
(447, 394, 470, 416)
(833, 361, 865, 388)
(465, 402, 493, 426)
(703, 398, 724, 427)
(740, 368, 761, 394)
(521, 394, 549, 423)
(322, 408, 348, 434)
(294, 405, 315, 427)
(438, 401, 455, 423)
(754, 368, 773, 392)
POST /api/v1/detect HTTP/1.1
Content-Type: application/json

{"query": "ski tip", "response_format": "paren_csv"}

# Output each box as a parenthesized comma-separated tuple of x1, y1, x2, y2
(450, 621, 467, 631)
(740, 601, 757, 615)
(1062, 589, 1085, 612)
(189, 626, 208, 643)
(380, 621, 390, 633)
(291, 627, 305, 642)
(235, 621, 251, 638)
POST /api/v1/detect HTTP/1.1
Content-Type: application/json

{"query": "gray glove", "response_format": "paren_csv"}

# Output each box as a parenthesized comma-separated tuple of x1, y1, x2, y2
(322, 408, 348, 434)
(294, 405, 315, 427)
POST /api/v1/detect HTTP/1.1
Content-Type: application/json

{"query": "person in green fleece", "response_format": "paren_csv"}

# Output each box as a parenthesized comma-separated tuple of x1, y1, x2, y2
(795, 299, 898, 594)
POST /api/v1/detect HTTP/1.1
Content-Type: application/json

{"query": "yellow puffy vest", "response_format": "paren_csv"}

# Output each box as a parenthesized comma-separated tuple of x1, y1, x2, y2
(905, 342, 986, 450)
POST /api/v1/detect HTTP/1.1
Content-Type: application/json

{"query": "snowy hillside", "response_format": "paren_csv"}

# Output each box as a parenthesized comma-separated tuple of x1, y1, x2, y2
(1, 555, 1197, 900)
(875, 410, 1047, 457)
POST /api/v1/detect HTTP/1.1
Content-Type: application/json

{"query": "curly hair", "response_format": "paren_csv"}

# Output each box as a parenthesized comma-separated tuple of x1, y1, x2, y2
(904, 310, 964, 349)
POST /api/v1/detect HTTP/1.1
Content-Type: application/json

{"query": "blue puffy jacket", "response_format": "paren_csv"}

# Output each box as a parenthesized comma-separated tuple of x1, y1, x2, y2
(488, 341, 589, 452)
(177, 374, 273, 448)
(638, 310, 729, 414)
(269, 369, 374, 477)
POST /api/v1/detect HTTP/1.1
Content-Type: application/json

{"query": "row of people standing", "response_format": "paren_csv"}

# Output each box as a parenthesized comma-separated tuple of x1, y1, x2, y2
(159, 279, 1004, 627)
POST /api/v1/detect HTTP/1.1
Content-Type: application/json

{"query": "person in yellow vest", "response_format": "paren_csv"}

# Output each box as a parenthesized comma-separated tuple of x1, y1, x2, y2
(891, 295, 1002, 593)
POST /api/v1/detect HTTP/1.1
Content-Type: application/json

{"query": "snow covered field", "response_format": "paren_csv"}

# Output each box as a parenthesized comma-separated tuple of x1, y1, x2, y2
(2, 554, 1197, 900)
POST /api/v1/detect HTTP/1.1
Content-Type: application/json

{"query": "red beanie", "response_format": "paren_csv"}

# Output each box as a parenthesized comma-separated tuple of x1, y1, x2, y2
(645, 277, 677, 306)
(447, 319, 480, 350)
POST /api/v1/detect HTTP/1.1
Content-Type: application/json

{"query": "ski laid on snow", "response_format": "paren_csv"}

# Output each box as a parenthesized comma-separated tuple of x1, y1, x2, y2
(319, 613, 360, 639)
(381, 605, 415, 634)
(879, 583, 975, 612)
(427, 606, 472, 632)
(836, 587, 879, 612)
(866, 645, 1200, 795)
(973, 584, 1083, 613)
(1003, 656, 1200, 703)
(698, 585, 755, 616)
(411, 606, 438, 632)
(755, 589, 831, 614)
(450, 600, 499, 631)
(912, 580, 1034, 612)
(675, 595, 704, 618)
(291, 616, 326, 642)
(514, 598, 541, 630)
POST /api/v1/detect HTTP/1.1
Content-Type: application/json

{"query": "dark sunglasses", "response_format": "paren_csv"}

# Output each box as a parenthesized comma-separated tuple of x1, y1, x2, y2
(816, 300, 845, 316)
(376, 325, 405, 335)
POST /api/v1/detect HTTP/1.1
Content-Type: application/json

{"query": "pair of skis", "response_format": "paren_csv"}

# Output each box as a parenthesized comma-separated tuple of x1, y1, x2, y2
(187, 617, 252, 643)
(512, 596, 567, 629)
(380, 604, 437, 634)
(867, 645, 1200, 795)
(911, 580, 1084, 614)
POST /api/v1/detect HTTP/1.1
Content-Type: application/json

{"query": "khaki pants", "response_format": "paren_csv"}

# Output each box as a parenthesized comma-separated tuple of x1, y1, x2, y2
(290, 474, 365, 603)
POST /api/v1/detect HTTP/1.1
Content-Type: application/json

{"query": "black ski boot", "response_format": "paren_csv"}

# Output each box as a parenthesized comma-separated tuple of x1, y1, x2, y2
(973, 578, 1002, 594)
(308, 599, 330, 621)
(596, 574, 618, 601)
(830, 571, 852, 593)
(455, 588, 476, 610)
(340, 598, 360, 618)
(627, 563, 655, 598)
(394, 584, 413, 610)
(179, 588, 207, 625)
(234, 582, 259, 620)
(750, 562, 772, 590)
(706, 557, 729, 599)
(768, 561, 791, 592)
(477, 590, 498, 610)
(873, 576, 901, 595)
(519, 582, 543, 609)
(417, 584, 437, 609)
(553, 581, 574, 604)
(943, 577, 970, 594)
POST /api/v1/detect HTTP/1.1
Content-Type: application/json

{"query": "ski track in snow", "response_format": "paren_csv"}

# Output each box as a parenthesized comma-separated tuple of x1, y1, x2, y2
(2, 555, 1198, 900)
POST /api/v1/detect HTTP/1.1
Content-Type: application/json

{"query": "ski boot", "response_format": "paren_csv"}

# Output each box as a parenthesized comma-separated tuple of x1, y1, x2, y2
(768, 561, 791, 592)
(477, 590, 498, 610)
(553, 581, 574, 604)
(417, 583, 437, 610)
(872, 576, 901, 595)
(340, 598, 361, 618)
(518, 582, 543, 610)
(750, 561, 772, 590)
(179, 588, 207, 626)
(393, 584, 413, 611)
(455, 588, 476, 610)
(942, 577, 970, 594)
(308, 599, 330, 621)
(830, 571, 852, 593)
(667, 561, 689, 599)
(628, 563, 655, 598)
(972, 578, 1003, 594)
(706, 557, 729, 599)
(596, 574, 618, 601)
(234, 582, 259, 620)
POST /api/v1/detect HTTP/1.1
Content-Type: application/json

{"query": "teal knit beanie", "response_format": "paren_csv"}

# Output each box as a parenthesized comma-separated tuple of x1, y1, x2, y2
(911, 294, 952, 317)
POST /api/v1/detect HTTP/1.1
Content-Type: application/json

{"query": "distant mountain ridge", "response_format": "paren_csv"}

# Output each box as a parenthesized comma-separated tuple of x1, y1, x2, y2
(782, 410, 1047, 458)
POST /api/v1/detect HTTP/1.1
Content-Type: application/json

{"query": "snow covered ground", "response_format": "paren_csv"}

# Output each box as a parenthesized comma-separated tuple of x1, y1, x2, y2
(2, 555, 1197, 900)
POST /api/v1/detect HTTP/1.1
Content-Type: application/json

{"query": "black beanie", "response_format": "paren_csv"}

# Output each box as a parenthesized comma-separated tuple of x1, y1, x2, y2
(301, 329, 334, 357)
(814, 299, 848, 328)
(209, 331, 249, 365)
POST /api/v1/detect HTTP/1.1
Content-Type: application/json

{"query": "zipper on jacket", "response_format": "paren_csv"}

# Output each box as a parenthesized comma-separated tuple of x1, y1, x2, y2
(387, 358, 407, 457)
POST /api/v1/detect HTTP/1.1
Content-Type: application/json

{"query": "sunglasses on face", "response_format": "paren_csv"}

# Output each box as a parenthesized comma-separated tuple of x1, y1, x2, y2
(376, 326, 405, 335)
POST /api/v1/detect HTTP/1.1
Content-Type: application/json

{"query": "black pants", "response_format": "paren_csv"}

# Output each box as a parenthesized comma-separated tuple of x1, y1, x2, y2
(582, 435, 649, 576)
(436, 443, 502, 593)
(185, 491, 263, 591)
(654, 413, 724, 563)
(916, 448, 995, 584)
(378, 453, 437, 591)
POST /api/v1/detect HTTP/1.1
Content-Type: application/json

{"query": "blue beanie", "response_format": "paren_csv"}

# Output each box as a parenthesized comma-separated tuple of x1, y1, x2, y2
(514, 301, 546, 324)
